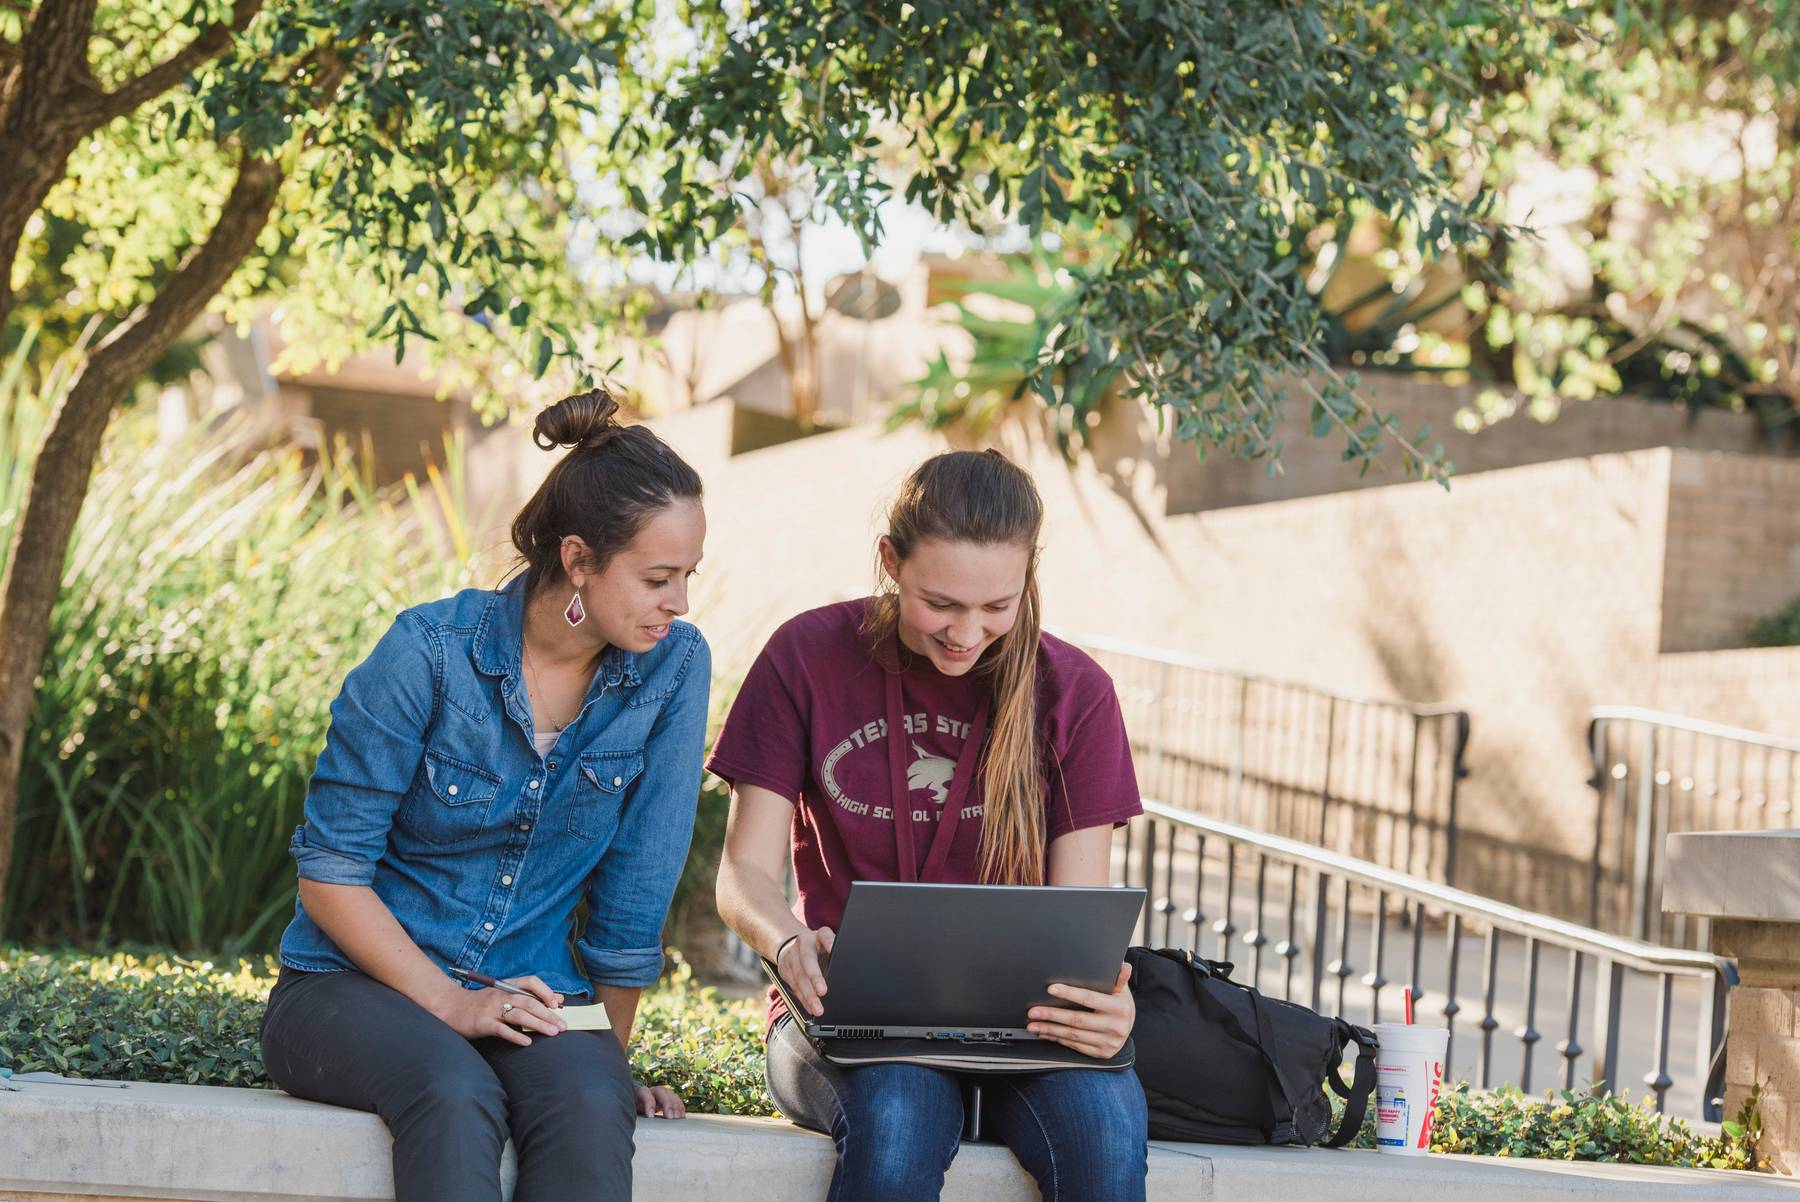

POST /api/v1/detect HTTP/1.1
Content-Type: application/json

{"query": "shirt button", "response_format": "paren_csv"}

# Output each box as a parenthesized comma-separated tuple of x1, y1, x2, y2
(612, 775, 623, 787)
(447, 785, 458, 797)
(482, 922, 495, 931)
(528, 780, 540, 790)
(517, 822, 531, 831)
(547, 761, 558, 770)
(501, 875, 513, 886)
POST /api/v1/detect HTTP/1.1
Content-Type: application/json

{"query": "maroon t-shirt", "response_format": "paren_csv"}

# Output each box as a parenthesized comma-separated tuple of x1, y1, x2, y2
(705, 599, 1143, 1026)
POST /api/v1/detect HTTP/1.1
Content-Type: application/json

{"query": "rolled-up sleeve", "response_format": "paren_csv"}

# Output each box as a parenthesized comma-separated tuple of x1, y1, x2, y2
(290, 611, 438, 886)
(577, 633, 710, 988)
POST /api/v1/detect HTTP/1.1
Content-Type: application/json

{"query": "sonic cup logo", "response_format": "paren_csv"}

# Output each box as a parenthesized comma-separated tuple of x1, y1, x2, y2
(1417, 1057, 1443, 1149)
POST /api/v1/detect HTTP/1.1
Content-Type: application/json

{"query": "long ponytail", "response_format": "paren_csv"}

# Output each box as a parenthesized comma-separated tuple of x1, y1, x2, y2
(864, 450, 1047, 885)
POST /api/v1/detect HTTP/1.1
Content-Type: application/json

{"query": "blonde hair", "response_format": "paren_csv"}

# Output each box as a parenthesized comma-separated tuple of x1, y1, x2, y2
(865, 450, 1046, 885)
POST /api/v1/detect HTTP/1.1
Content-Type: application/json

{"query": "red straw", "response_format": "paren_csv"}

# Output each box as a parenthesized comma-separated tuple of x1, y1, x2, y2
(1404, 984, 1415, 1025)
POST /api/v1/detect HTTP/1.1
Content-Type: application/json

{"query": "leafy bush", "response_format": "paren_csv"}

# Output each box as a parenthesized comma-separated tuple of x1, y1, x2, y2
(1749, 596, 1800, 648)
(0, 946, 776, 1115)
(1333, 1080, 1760, 1171)
(4, 946, 1772, 1169)
(2, 336, 478, 950)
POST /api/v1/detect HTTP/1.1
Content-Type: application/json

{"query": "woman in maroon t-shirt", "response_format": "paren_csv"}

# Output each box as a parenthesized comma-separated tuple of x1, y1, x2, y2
(709, 450, 1147, 1202)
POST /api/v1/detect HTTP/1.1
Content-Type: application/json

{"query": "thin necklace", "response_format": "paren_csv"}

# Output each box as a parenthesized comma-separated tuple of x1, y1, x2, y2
(522, 639, 575, 734)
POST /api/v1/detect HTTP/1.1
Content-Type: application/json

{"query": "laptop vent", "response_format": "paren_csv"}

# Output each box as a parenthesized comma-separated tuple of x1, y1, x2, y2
(834, 1027, 884, 1040)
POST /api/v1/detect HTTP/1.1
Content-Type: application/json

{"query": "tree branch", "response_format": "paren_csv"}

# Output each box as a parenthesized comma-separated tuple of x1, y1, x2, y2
(1, 0, 97, 133)
(84, 0, 266, 126)
(88, 154, 282, 382)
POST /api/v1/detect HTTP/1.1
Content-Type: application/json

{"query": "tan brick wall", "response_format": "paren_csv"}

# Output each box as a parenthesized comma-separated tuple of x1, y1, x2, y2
(1157, 372, 1784, 516)
(1655, 648, 1800, 739)
(1662, 452, 1800, 652)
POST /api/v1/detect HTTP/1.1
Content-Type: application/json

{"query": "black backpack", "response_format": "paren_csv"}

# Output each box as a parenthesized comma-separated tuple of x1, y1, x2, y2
(1125, 946, 1377, 1147)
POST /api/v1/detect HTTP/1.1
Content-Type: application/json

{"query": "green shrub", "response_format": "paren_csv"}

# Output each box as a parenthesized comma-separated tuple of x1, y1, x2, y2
(3, 946, 1772, 1168)
(1749, 595, 1800, 648)
(0, 946, 776, 1115)
(1333, 1080, 1761, 1171)
(2, 336, 478, 950)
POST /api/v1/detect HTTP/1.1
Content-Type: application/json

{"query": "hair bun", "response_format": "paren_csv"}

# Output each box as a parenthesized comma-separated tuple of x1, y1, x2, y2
(533, 388, 622, 452)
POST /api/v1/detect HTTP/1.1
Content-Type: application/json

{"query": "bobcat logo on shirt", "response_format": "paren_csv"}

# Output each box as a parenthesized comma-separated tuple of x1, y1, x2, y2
(907, 742, 955, 804)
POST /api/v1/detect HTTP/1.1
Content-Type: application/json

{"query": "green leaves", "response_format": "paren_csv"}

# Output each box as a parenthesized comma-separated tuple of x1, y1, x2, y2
(632, 0, 1562, 481)
(0, 947, 772, 1113)
(1332, 1080, 1762, 1171)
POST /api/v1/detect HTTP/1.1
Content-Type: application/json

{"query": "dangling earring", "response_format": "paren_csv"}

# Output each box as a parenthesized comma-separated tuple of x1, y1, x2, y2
(564, 589, 587, 627)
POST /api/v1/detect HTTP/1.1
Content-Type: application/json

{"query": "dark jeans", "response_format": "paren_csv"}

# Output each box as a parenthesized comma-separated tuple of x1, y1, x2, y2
(766, 1015, 1148, 1202)
(260, 968, 635, 1202)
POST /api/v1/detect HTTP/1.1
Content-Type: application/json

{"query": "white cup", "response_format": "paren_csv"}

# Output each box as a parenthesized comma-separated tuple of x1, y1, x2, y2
(1371, 1022, 1448, 1156)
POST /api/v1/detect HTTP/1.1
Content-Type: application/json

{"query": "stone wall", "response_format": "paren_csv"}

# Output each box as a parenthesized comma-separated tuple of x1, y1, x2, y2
(1654, 648, 1800, 740)
(1156, 372, 1785, 516)
(1662, 453, 1800, 652)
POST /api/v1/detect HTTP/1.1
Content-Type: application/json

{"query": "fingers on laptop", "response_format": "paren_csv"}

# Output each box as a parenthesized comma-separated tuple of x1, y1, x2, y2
(1031, 966, 1135, 1057)
(781, 928, 832, 1015)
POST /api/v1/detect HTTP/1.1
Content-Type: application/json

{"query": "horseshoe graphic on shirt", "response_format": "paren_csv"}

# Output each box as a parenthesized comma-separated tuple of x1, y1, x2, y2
(907, 742, 956, 804)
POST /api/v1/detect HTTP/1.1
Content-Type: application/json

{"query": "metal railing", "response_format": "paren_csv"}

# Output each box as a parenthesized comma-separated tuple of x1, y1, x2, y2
(1076, 633, 1471, 884)
(1125, 799, 1737, 1121)
(1588, 707, 1800, 948)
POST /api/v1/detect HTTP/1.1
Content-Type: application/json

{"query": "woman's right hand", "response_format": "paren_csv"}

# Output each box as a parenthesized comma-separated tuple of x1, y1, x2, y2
(436, 976, 568, 1046)
(775, 927, 835, 1017)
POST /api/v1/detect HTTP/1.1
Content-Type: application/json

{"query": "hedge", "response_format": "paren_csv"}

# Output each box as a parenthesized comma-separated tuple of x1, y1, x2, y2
(0, 946, 772, 1114)
(0, 947, 1766, 1170)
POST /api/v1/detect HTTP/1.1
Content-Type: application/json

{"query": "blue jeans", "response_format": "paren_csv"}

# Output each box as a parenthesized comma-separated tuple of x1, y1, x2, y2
(767, 1015, 1148, 1202)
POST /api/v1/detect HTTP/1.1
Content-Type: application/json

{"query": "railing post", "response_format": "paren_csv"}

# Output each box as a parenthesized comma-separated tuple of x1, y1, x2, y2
(1309, 870, 1331, 1014)
(1629, 724, 1659, 942)
(1442, 712, 1470, 889)
(1590, 959, 1626, 1095)
(1586, 715, 1608, 930)
(1318, 698, 1338, 851)
(1697, 967, 1730, 1123)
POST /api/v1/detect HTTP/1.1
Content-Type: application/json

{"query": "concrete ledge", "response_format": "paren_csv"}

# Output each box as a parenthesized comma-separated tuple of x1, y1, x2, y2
(3, 1079, 1799, 1200)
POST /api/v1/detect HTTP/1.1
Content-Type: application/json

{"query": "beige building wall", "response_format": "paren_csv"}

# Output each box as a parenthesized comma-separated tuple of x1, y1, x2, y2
(1662, 452, 1800, 652)
(1655, 647, 1800, 739)
(1158, 373, 1784, 515)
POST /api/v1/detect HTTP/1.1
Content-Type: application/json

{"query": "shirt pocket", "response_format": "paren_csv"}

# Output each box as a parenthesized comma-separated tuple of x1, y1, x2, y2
(569, 749, 643, 841)
(405, 750, 502, 848)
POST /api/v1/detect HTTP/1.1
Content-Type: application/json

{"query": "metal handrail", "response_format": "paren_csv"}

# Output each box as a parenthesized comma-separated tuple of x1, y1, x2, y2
(1066, 630, 1467, 717)
(1586, 707, 1799, 946)
(1589, 706, 1800, 755)
(1144, 799, 1733, 984)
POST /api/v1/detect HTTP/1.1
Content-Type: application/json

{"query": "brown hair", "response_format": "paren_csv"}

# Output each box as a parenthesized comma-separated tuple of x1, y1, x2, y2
(510, 388, 703, 593)
(865, 450, 1047, 885)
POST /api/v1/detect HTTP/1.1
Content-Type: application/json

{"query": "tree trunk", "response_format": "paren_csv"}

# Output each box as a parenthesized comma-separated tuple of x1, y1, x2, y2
(0, 0, 101, 329)
(0, 156, 280, 932)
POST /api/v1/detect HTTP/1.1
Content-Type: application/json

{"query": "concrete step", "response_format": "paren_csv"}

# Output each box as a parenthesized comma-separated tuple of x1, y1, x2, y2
(2, 1079, 1798, 1201)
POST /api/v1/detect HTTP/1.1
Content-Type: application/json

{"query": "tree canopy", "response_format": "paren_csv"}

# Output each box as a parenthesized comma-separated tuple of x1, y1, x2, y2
(0, 0, 1568, 926)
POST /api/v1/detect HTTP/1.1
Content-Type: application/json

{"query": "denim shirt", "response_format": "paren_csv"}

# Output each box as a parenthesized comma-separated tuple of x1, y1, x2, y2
(277, 577, 710, 995)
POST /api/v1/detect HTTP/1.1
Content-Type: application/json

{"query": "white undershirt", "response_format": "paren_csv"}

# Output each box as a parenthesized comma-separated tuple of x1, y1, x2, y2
(532, 728, 560, 756)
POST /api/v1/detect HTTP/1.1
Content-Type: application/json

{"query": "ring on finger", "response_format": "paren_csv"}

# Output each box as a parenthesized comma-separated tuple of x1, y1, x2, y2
(500, 1002, 515, 1016)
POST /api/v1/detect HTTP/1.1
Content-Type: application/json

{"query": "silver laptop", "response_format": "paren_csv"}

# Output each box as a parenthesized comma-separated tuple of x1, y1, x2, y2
(777, 881, 1145, 1043)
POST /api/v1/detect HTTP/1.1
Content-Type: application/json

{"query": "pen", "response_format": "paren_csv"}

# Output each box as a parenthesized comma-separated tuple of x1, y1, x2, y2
(446, 966, 547, 1001)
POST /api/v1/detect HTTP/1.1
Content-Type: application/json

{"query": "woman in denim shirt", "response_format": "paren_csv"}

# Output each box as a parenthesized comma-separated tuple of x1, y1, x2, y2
(260, 390, 710, 1202)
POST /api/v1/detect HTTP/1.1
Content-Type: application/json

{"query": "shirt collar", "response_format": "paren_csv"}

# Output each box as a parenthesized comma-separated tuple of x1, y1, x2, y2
(473, 576, 642, 688)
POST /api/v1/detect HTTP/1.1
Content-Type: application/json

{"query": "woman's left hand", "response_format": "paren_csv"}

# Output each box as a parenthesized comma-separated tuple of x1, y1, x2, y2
(1028, 962, 1134, 1059)
(634, 1081, 687, 1119)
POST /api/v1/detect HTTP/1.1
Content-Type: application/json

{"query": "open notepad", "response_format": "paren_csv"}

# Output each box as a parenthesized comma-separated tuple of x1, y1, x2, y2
(556, 1004, 611, 1031)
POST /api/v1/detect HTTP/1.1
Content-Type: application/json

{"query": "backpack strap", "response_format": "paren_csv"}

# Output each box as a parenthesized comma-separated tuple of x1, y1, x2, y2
(1322, 1024, 1379, 1148)
(1179, 957, 1302, 1142)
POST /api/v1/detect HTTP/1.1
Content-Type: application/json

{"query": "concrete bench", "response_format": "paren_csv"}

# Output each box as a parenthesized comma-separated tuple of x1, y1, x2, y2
(4, 1079, 1800, 1201)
